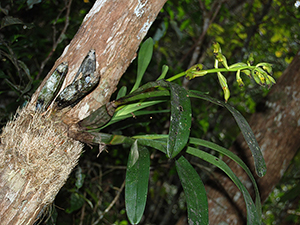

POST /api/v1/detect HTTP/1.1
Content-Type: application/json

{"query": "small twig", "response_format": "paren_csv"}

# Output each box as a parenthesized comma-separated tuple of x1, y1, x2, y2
(198, 0, 206, 11)
(91, 177, 103, 223)
(180, 0, 226, 67)
(79, 192, 87, 225)
(36, 0, 72, 80)
(92, 180, 126, 225)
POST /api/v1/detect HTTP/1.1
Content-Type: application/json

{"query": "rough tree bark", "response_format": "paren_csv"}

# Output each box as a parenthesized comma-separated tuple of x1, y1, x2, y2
(0, 0, 166, 224)
(207, 51, 300, 224)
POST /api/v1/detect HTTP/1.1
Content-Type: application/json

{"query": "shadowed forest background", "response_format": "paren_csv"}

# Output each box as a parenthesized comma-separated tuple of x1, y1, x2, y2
(0, 0, 299, 224)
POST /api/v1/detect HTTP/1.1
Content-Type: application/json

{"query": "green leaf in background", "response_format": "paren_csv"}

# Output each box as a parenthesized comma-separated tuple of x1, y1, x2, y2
(66, 193, 85, 214)
(130, 37, 153, 93)
(279, 181, 300, 203)
(189, 138, 262, 219)
(1, 16, 24, 29)
(167, 83, 192, 158)
(187, 90, 266, 177)
(75, 166, 86, 189)
(125, 141, 150, 224)
(27, 0, 42, 9)
(117, 86, 127, 100)
(0, 70, 8, 79)
(175, 156, 208, 225)
(186, 147, 261, 225)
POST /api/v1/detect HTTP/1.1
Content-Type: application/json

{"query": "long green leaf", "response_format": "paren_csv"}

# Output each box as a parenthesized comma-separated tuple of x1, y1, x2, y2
(167, 83, 192, 158)
(223, 103, 266, 177)
(186, 147, 260, 225)
(98, 100, 166, 129)
(189, 138, 262, 219)
(130, 37, 153, 93)
(91, 132, 134, 145)
(92, 133, 168, 152)
(175, 156, 209, 225)
(133, 135, 168, 154)
(132, 134, 168, 153)
(132, 134, 168, 140)
(114, 100, 165, 117)
(125, 141, 150, 224)
(79, 102, 116, 129)
(117, 89, 170, 106)
(117, 80, 170, 105)
(137, 139, 167, 154)
(188, 90, 266, 177)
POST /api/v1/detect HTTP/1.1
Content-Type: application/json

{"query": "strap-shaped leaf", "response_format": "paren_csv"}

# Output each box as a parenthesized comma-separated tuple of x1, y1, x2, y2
(133, 134, 168, 154)
(223, 103, 266, 177)
(175, 156, 208, 225)
(79, 102, 116, 129)
(125, 141, 150, 224)
(92, 133, 168, 152)
(187, 90, 266, 177)
(130, 37, 153, 93)
(117, 89, 170, 105)
(114, 100, 165, 117)
(186, 147, 261, 225)
(91, 132, 134, 145)
(167, 83, 192, 158)
(189, 138, 262, 219)
(118, 79, 169, 104)
(99, 100, 166, 129)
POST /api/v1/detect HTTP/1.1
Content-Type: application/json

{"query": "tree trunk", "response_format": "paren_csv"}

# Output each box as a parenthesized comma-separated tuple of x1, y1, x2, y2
(0, 0, 166, 224)
(207, 51, 300, 224)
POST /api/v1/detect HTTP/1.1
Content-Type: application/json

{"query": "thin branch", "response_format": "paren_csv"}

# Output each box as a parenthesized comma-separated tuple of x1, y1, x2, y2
(198, 0, 206, 11)
(92, 180, 126, 225)
(36, 0, 73, 80)
(243, 0, 273, 52)
(180, 0, 226, 67)
(79, 192, 87, 225)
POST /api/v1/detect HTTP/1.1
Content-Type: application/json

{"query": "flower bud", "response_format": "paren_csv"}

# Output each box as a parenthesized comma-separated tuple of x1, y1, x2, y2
(247, 53, 254, 66)
(213, 42, 222, 53)
(217, 72, 230, 102)
(229, 62, 247, 69)
(236, 70, 244, 87)
(215, 52, 229, 69)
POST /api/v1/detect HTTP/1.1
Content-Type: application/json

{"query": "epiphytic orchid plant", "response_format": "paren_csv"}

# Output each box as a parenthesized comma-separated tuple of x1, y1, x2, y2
(77, 38, 275, 225)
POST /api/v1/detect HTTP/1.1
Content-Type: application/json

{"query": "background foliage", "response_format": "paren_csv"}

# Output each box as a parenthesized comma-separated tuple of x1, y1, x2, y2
(0, 0, 299, 224)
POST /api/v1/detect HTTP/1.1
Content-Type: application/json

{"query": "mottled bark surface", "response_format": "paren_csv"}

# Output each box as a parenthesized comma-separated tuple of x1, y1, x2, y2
(207, 51, 300, 224)
(30, 0, 167, 124)
(0, 0, 166, 224)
